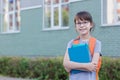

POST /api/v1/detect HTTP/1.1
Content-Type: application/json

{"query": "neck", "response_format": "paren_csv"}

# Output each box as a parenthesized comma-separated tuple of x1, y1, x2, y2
(79, 33, 91, 40)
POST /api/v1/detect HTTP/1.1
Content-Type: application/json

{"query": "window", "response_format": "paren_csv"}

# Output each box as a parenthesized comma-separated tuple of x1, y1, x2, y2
(1, 0, 21, 33)
(43, 0, 69, 30)
(101, 0, 120, 25)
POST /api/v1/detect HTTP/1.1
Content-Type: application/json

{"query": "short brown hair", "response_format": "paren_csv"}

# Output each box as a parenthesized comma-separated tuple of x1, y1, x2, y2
(74, 11, 94, 31)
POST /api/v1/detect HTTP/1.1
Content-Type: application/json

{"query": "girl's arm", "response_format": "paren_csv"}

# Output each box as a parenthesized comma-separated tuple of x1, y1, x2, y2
(91, 40, 101, 71)
(91, 52, 100, 67)
(63, 49, 97, 72)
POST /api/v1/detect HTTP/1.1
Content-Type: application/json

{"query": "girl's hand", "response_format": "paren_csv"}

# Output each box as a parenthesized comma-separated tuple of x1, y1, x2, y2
(86, 62, 97, 72)
(64, 67, 71, 72)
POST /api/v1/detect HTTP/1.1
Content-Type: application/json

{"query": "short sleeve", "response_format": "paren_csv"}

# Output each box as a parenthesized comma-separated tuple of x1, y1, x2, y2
(94, 40, 101, 54)
(67, 39, 74, 49)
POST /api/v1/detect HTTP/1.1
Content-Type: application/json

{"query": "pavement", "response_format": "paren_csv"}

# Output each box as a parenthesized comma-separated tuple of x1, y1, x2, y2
(0, 76, 31, 80)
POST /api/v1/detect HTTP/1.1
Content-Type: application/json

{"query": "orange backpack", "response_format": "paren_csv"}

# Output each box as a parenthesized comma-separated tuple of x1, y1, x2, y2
(73, 37, 102, 80)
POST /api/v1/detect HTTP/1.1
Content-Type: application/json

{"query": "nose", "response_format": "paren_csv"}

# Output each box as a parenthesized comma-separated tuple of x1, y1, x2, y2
(80, 23, 84, 27)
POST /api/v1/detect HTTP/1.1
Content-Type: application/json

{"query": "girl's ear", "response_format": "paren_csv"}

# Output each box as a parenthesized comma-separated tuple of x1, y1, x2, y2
(90, 23, 94, 28)
(75, 26, 77, 32)
(90, 22, 94, 32)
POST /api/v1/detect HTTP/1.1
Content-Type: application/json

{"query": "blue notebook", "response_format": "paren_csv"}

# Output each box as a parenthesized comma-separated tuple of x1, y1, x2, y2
(68, 43, 91, 74)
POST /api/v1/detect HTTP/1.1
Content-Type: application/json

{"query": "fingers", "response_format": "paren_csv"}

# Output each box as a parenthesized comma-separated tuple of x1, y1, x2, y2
(87, 63, 98, 72)
(92, 63, 97, 71)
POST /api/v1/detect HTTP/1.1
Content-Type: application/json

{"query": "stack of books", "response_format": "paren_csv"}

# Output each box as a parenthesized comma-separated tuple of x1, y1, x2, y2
(68, 43, 91, 74)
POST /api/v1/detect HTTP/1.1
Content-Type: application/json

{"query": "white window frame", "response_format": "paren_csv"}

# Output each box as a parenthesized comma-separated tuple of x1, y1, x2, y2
(101, 0, 120, 26)
(70, 0, 85, 3)
(1, 0, 21, 34)
(43, 0, 69, 31)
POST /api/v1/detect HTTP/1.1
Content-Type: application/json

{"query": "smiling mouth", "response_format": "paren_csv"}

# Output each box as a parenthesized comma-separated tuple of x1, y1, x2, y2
(79, 28, 86, 31)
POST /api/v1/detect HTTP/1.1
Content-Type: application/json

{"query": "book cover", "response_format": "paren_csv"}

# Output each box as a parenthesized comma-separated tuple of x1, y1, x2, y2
(68, 43, 91, 74)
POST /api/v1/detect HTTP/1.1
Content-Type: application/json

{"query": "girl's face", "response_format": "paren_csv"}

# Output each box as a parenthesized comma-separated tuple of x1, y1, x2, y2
(75, 19, 93, 36)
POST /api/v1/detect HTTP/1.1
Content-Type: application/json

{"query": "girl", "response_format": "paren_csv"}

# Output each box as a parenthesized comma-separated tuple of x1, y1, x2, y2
(63, 11, 101, 80)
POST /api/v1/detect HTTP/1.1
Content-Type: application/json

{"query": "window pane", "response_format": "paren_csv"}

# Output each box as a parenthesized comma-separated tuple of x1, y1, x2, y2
(62, 0, 69, 2)
(54, 7, 59, 26)
(45, 0, 51, 5)
(53, 0, 59, 4)
(2, 14, 9, 32)
(15, 0, 20, 10)
(9, 0, 14, 11)
(61, 4, 69, 26)
(15, 0, 21, 31)
(15, 12, 20, 31)
(102, 0, 120, 25)
(0, 0, 3, 13)
(117, 0, 120, 22)
(2, 0, 21, 32)
(107, 0, 114, 24)
(44, 6, 51, 28)
(9, 14, 13, 30)
(3, 0, 7, 13)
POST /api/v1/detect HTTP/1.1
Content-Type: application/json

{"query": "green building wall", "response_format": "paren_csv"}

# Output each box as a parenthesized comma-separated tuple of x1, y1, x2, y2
(69, 0, 120, 57)
(0, 7, 73, 56)
(0, 0, 120, 57)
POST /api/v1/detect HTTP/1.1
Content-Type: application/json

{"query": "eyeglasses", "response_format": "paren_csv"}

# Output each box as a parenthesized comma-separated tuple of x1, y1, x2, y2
(76, 21, 90, 26)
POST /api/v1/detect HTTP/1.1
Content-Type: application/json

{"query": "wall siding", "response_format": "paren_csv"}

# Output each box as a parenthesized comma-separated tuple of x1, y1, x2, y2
(69, 0, 120, 57)
(0, 0, 120, 57)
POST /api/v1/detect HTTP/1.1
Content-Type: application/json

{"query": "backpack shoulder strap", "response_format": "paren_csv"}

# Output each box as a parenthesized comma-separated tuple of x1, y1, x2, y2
(73, 36, 80, 44)
(89, 37, 96, 56)
(73, 37, 96, 55)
